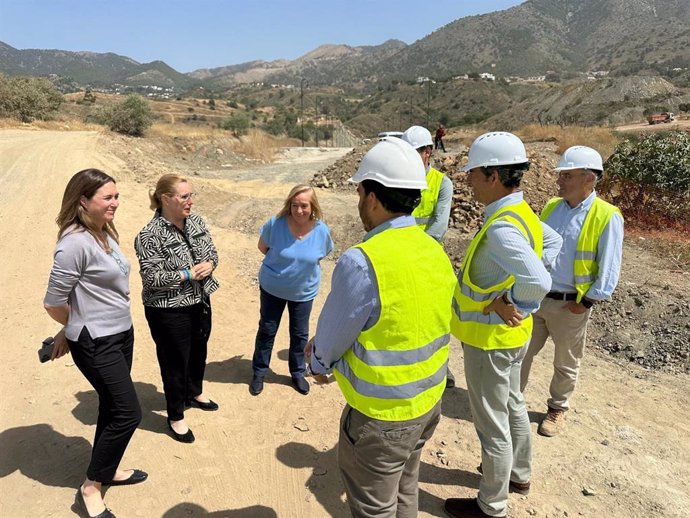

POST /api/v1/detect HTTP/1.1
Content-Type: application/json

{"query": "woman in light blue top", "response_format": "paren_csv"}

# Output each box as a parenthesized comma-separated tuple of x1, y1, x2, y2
(250, 184, 333, 397)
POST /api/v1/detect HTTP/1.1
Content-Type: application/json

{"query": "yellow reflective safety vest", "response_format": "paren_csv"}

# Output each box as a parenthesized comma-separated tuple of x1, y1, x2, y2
(451, 199, 543, 350)
(540, 196, 622, 303)
(412, 168, 445, 230)
(333, 224, 457, 421)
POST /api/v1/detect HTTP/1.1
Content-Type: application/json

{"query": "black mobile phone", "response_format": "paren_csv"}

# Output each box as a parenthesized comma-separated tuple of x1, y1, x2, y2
(38, 337, 55, 363)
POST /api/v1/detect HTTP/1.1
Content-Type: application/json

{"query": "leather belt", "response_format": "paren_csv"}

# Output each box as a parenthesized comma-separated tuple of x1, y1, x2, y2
(545, 292, 578, 301)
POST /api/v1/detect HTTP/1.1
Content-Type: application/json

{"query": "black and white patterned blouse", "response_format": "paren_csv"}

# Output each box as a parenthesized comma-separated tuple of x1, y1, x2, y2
(134, 212, 219, 308)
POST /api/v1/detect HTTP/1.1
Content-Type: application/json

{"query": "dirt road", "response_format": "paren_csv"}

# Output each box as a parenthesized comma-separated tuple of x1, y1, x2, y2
(1, 129, 689, 517)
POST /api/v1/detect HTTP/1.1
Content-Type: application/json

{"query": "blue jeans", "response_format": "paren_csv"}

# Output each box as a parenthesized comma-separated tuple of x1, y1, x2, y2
(252, 286, 313, 378)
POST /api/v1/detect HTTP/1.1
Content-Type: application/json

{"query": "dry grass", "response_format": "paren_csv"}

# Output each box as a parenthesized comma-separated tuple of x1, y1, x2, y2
(515, 124, 622, 159)
(0, 115, 101, 132)
(148, 124, 284, 162)
(148, 122, 223, 139)
(231, 129, 283, 162)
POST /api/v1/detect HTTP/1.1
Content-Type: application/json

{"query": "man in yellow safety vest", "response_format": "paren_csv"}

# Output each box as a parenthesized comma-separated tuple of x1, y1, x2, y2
(520, 146, 623, 437)
(445, 132, 562, 518)
(306, 137, 458, 518)
(402, 125, 458, 388)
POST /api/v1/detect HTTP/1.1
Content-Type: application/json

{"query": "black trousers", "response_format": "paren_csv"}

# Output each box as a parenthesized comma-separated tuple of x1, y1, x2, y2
(68, 326, 141, 482)
(144, 300, 212, 421)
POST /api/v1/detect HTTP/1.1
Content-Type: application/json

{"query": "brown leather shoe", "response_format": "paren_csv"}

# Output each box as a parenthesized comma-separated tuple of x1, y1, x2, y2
(509, 480, 530, 495)
(538, 407, 566, 437)
(477, 463, 531, 495)
(444, 497, 505, 518)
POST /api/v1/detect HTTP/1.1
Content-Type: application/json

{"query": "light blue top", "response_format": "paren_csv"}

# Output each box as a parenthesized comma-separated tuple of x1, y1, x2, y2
(467, 192, 563, 315)
(311, 215, 416, 375)
(542, 191, 624, 301)
(259, 215, 333, 302)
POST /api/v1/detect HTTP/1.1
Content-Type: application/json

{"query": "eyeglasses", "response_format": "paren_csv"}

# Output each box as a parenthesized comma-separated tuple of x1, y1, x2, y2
(171, 192, 195, 202)
(418, 145, 433, 153)
(557, 171, 590, 180)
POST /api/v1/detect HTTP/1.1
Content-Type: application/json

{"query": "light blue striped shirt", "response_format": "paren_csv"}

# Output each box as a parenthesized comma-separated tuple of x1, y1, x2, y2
(467, 192, 562, 315)
(310, 215, 416, 375)
(543, 191, 624, 301)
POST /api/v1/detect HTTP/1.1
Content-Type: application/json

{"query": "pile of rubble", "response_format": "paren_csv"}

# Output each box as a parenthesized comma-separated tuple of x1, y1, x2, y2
(590, 280, 690, 374)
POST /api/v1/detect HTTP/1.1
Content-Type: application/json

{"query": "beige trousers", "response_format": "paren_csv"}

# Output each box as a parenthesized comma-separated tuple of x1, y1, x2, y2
(520, 297, 592, 411)
(338, 401, 442, 518)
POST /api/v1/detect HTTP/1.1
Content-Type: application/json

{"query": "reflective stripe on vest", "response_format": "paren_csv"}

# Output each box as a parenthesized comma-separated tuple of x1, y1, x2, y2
(540, 196, 622, 303)
(412, 168, 444, 228)
(333, 225, 458, 421)
(451, 200, 544, 350)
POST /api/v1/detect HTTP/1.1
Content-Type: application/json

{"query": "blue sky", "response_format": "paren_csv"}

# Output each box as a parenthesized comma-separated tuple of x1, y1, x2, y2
(0, 0, 525, 73)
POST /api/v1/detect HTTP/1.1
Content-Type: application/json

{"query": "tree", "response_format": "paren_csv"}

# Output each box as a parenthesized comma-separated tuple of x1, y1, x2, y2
(101, 95, 153, 136)
(82, 88, 96, 104)
(0, 75, 63, 122)
(220, 112, 250, 136)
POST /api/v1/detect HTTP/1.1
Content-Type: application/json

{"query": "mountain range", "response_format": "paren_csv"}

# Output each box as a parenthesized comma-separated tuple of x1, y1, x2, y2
(1, 0, 689, 91)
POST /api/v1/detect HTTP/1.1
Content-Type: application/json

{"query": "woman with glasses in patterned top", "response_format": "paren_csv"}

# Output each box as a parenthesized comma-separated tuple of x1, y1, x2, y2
(44, 169, 146, 518)
(134, 174, 219, 444)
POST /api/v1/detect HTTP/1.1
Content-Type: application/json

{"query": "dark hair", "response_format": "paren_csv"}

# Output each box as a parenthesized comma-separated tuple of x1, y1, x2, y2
(482, 162, 530, 189)
(56, 168, 118, 250)
(360, 180, 421, 215)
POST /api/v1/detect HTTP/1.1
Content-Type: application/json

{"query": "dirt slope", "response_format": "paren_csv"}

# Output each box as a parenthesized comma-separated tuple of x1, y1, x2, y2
(0, 129, 689, 518)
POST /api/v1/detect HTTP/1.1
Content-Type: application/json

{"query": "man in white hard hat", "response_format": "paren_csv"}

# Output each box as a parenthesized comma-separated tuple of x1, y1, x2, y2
(445, 132, 562, 518)
(305, 137, 458, 518)
(402, 125, 454, 243)
(402, 125, 457, 388)
(520, 146, 623, 437)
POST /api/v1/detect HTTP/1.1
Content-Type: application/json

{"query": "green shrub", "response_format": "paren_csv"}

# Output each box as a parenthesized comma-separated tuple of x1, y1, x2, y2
(600, 131, 690, 229)
(0, 75, 63, 122)
(100, 95, 153, 136)
(220, 112, 250, 136)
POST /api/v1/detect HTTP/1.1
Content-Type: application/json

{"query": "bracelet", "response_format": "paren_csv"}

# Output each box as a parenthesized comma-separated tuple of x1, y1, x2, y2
(182, 269, 191, 281)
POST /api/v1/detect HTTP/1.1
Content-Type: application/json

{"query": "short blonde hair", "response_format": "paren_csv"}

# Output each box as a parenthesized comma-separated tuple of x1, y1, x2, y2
(277, 184, 323, 221)
(149, 174, 188, 211)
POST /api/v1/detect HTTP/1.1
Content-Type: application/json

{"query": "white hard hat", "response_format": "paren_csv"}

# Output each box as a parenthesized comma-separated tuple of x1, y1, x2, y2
(401, 125, 433, 149)
(555, 146, 603, 172)
(350, 137, 427, 189)
(463, 131, 528, 172)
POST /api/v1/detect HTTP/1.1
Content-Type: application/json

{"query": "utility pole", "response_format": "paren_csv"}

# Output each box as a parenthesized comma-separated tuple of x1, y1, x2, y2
(315, 97, 319, 148)
(300, 78, 308, 147)
(425, 79, 434, 128)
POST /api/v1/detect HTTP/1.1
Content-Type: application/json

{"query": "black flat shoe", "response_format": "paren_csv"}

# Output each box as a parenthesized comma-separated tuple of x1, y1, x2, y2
(103, 469, 148, 486)
(291, 376, 310, 395)
(167, 418, 195, 443)
(76, 489, 116, 518)
(186, 398, 219, 411)
(249, 375, 264, 396)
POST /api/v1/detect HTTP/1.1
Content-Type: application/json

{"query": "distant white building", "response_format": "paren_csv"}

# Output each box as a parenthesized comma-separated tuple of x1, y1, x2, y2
(479, 73, 496, 81)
